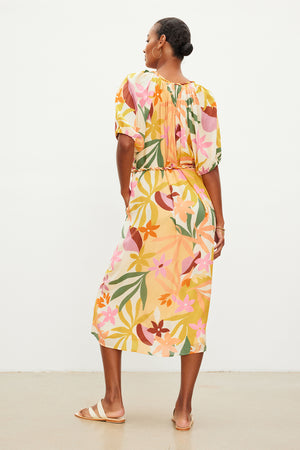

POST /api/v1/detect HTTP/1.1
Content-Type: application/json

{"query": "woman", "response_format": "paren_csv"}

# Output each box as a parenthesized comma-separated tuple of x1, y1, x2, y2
(75, 17, 225, 431)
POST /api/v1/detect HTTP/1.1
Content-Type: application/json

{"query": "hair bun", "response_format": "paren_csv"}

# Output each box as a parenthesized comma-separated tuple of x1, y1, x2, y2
(181, 42, 193, 56)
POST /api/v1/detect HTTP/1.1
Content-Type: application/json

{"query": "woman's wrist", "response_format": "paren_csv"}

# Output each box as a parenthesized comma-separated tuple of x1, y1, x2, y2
(216, 218, 225, 227)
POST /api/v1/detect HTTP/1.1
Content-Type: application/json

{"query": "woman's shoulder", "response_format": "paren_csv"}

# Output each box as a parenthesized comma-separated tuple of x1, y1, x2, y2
(123, 69, 156, 84)
(115, 70, 154, 93)
(193, 82, 217, 109)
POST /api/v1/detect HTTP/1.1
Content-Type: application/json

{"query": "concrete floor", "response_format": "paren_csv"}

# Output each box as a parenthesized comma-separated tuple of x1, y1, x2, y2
(0, 372, 299, 450)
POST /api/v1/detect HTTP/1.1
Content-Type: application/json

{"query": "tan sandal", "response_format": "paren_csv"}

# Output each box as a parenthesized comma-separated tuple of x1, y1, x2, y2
(171, 408, 193, 430)
(74, 398, 126, 423)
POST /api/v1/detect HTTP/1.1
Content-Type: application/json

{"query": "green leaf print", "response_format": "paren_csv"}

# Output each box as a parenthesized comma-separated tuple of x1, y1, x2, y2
(167, 84, 182, 106)
(138, 103, 150, 123)
(210, 207, 216, 226)
(170, 217, 192, 238)
(109, 272, 149, 312)
(187, 110, 196, 134)
(186, 213, 192, 234)
(156, 146, 164, 167)
(186, 97, 200, 135)
(91, 331, 99, 341)
(195, 198, 206, 228)
(121, 223, 126, 238)
(136, 139, 164, 170)
(109, 272, 145, 284)
(140, 276, 148, 310)
(118, 284, 141, 312)
(111, 280, 140, 301)
(180, 336, 191, 355)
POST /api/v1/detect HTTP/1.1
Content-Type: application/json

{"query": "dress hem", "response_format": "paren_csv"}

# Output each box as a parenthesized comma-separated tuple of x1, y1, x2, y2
(91, 331, 207, 358)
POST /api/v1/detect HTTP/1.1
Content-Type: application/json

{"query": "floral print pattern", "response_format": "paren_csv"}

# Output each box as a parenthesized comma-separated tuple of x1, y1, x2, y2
(91, 69, 222, 357)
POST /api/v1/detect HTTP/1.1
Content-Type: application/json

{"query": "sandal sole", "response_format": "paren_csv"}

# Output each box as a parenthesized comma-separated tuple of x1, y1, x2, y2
(74, 412, 125, 423)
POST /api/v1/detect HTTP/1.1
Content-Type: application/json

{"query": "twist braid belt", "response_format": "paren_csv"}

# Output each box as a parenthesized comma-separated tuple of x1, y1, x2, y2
(131, 163, 196, 173)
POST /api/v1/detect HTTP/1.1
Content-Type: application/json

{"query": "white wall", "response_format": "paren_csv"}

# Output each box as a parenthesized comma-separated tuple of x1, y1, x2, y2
(1, 0, 299, 372)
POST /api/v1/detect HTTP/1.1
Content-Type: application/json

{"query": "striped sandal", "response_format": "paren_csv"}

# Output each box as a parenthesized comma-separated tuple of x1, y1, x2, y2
(74, 398, 126, 423)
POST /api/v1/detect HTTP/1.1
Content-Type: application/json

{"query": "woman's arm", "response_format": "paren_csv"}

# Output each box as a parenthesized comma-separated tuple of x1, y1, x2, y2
(116, 134, 135, 208)
(201, 166, 224, 226)
(201, 166, 225, 259)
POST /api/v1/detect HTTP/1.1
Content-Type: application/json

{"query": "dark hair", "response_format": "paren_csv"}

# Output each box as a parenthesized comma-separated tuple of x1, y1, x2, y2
(154, 17, 193, 61)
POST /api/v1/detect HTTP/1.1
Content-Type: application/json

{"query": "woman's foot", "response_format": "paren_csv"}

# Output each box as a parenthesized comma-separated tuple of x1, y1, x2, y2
(77, 397, 125, 420)
(172, 406, 193, 429)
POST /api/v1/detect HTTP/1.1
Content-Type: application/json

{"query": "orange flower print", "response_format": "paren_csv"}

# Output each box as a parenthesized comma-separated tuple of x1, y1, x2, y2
(173, 197, 195, 221)
(115, 89, 123, 104)
(152, 332, 181, 357)
(138, 219, 160, 240)
(152, 84, 163, 105)
(159, 293, 173, 307)
(97, 328, 109, 345)
(182, 276, 192, 287)
(194, 214, 215, 253)
(96, 292, 110, 309)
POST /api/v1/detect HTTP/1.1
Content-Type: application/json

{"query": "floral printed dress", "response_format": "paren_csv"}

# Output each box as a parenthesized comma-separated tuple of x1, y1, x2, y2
(91, 69, 222, 357)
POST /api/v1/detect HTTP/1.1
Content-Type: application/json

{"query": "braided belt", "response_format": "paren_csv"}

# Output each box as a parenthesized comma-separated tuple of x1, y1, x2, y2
(131, 163, 196, 173)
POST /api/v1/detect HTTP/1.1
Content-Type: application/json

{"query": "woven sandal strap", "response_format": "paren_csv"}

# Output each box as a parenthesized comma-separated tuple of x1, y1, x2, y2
(96, 399, 107, 419)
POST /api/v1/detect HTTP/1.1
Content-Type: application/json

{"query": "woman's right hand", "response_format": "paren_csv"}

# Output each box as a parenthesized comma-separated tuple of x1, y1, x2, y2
(213, 228, 225, 259)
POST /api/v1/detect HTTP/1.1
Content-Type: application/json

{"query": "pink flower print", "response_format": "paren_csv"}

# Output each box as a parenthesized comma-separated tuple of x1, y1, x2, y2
(198, 166, 210, 175)
(123, 129, 139, 140)
(149, 254, 172, 278)
(171, 294, 195, 313)
(193, 184, 208, 201)
(176, 127, 187, 148)
(130, 179, 138, 198)
(99, 273, 109, 291)
(161, 124, 170, 146)
(194, 254, 213, 272)
(99, 306, 118, 326)
(192, 129, 212, 158)
(110, 246, 122, 270)
(135, 81, 154, 108)
(178, 170, 187, 180)
(189, 318, 206, 337)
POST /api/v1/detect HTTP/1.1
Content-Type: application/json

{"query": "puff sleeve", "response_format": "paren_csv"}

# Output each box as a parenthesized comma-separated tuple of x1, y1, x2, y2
(193, 89, 222, 175)
(114, 74, 145, 150)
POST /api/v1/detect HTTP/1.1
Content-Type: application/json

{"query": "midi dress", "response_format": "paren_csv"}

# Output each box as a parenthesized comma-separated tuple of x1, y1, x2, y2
(91, 69, 222, 357)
